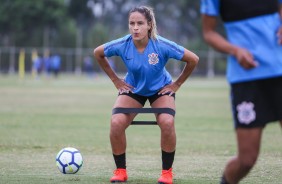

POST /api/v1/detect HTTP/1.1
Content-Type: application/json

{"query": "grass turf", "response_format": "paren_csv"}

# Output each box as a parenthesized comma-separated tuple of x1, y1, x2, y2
(0, 74, 281, 184)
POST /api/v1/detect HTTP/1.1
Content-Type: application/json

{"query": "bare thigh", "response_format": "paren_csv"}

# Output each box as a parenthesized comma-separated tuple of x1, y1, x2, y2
(236, 127, 263, 164)
(151, 95, 175, 125)
(111, 95, 144, 127)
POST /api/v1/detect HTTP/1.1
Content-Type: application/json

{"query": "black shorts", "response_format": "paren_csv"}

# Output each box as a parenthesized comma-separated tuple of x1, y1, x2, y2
(119, 92, 175, 106)
(231, 76, 282, 129)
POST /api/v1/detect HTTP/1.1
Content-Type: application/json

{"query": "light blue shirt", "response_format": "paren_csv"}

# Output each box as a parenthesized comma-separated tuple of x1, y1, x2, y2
(201, 0, 282, 83)
(104, 35, 185, 96)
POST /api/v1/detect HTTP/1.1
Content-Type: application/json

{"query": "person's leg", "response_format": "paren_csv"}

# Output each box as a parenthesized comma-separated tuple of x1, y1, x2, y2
(221, 77, 282, 184)
(151, 95, 176, 153)
(111, 94, 143, 157)
(152, 95, 176, 154)
(222, 127, 263, 184)
(151, 95, 175, 184)
(110, 95, 142, 183)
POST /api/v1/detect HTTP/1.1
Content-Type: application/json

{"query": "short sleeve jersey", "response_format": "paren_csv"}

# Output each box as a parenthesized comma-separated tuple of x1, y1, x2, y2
(104, 35, 185, 96)
(201, 0, 282, 83)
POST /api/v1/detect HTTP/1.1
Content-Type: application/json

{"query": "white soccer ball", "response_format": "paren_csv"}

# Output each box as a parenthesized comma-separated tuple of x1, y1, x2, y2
(56, 147, 83, 174)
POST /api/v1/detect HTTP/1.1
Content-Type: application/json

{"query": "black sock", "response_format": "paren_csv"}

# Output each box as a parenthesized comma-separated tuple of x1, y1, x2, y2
(220, 175, 230, 184)
(113, 153, 126, 169)
(162, 150, 175, 170)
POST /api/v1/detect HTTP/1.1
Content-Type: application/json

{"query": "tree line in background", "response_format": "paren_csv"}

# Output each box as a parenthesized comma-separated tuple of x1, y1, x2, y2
(0, 0, 213, 50)
(0, 0, 227, 77)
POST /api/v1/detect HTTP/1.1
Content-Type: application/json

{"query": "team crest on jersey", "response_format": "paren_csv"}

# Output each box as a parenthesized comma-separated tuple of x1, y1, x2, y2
(236, 101, 256, 125)
(148, 53, 159, 65)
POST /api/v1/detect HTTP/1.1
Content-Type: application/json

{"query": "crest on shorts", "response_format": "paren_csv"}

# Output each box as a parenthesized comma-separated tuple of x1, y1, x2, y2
(236, 101, 256, 125)
(148, 53, 159, 65)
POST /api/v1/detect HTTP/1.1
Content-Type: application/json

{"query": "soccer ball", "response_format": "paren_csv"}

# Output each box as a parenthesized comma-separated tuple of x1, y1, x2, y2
(56, 147, 83, 174)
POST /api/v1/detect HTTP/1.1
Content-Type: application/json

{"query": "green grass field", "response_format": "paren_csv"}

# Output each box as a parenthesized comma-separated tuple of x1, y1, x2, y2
(0, 74, 281, 184)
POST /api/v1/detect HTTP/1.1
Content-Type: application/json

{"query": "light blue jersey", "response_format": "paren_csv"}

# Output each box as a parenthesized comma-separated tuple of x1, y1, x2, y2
(201, 0, 282, 83)
(104, 35, 185, 96)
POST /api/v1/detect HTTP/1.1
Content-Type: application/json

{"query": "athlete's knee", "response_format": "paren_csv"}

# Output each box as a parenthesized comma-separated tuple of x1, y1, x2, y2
(239, 154, 258, 170)
(111, 116, 127, 132)
(158, 117, 174, 134)
(158, 116, 174, 126)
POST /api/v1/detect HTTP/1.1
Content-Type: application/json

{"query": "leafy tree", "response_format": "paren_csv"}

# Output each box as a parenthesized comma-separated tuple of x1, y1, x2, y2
(0, 0, 210, 50)
(0, 0, 67, 47)
(66, 0, 95, 47)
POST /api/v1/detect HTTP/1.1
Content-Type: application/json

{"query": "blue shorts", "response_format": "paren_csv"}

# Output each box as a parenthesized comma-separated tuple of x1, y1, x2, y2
(119, 92, 175, 106)
(231, 76, 282, 128)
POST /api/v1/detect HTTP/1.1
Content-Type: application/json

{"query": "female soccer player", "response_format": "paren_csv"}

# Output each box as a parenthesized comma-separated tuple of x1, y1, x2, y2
(94, 5, 199, 184)
(201, 0, 282, 183)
